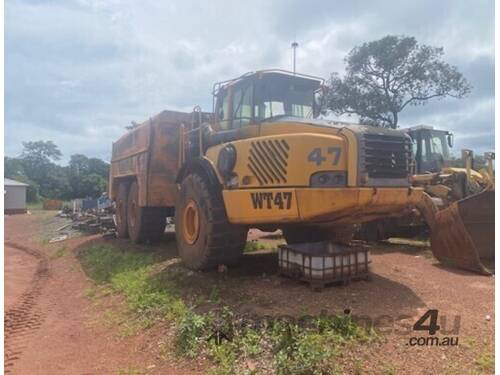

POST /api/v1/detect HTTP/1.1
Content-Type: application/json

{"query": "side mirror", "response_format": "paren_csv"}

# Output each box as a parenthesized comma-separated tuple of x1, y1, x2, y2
(313, 87, 326, 118)
(447, 133, 454, 148)
(313, 92, 321, 118)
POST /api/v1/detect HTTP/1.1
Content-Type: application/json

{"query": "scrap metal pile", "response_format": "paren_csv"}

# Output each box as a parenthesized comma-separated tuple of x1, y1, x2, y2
(51, 198, 117, 242)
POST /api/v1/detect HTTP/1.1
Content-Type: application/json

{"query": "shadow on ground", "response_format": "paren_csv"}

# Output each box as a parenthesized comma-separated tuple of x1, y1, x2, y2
(75, 230, 427, 321)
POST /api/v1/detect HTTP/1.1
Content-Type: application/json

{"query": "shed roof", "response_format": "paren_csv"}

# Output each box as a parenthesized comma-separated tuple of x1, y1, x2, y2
(4, 178, 29, 187)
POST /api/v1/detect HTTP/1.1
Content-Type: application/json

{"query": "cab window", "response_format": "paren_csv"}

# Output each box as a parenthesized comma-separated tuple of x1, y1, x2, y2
(216, 90, 231, 130)
(232, 83, 253, 128)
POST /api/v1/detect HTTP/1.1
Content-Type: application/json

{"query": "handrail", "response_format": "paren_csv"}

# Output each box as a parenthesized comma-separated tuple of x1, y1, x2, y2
(212, 69, 325, 96)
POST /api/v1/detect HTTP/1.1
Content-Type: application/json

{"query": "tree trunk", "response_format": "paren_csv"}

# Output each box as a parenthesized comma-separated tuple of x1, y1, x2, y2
(392, 111, 398, 128)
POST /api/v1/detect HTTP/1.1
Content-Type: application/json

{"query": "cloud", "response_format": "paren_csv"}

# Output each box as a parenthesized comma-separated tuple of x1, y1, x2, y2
(5, 0, 494, 163)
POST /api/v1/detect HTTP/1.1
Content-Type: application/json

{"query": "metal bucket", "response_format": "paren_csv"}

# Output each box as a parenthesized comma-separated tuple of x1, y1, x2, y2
(430, 190, 494, 275)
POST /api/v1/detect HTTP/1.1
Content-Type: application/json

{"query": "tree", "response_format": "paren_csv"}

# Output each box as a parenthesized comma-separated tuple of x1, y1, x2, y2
(20, 140, 63, 184)
(5, 140, 110, 201)
(5, 157, 26, 177)
(21, 140, 62, 162)
(325, 35, 471, 128)
(68, 154, 109, 197)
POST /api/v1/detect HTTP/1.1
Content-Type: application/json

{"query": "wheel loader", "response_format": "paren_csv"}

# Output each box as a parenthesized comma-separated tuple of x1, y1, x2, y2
(109, 70, 491, 273)
(357, 125, 495, 274)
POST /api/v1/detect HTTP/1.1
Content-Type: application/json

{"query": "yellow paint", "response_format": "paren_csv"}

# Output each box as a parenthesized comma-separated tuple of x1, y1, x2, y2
(223, 187, 423, 225)
(425, 184, 451, 198)
(206, 132, 347, 188)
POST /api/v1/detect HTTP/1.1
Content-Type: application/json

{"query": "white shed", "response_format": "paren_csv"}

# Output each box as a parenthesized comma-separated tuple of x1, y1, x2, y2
(4, 178, 29, 214)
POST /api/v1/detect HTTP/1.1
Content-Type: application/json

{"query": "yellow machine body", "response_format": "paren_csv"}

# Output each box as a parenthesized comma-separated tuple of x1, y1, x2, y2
(204, 120, 421, 228)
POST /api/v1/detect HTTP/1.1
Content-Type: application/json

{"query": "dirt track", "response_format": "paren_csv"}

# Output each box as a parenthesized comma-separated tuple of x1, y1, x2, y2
(4, 212, 495, 374)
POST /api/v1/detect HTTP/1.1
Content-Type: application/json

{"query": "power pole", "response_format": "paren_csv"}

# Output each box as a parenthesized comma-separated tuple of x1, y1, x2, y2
(291, 41, 299, 74)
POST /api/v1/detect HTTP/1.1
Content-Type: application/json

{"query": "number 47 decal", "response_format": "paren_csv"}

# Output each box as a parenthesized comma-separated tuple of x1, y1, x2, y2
(308, 147, 341, 166)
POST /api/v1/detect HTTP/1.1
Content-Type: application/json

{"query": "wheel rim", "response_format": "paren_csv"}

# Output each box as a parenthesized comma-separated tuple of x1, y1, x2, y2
(182, 200, 200, 245)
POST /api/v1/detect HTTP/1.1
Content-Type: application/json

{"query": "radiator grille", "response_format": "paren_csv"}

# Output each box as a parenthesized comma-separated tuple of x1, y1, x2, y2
(248, 139, 289, 185)
(362, 134, 412, 179)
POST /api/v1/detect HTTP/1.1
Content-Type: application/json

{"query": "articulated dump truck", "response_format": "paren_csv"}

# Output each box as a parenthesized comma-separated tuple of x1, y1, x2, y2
(109, 70, 493, 273)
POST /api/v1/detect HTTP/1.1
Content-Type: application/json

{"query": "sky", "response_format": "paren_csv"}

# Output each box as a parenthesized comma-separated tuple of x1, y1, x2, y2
(5, 0, 495, 163)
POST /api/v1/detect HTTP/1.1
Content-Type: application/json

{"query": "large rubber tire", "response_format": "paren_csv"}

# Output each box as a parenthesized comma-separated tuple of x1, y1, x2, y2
(127, 181, 167, 243)
(115, 182, 129, 238)
(175, 174, 247, 270)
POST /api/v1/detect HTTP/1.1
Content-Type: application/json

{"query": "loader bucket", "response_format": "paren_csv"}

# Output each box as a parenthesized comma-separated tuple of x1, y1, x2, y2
(429, 190, 494, 275)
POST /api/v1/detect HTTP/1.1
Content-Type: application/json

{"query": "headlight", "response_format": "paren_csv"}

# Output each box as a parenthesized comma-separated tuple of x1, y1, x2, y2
(310, 171, 347, 187)
(217, 144, 237, 177)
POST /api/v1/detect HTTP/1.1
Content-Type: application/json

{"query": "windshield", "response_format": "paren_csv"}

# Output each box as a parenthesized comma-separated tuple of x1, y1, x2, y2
(426, 132, 450, 161)
(254, 74, 320, 121)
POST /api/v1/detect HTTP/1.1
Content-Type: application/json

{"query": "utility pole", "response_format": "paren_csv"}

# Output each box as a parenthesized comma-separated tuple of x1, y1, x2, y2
(291, 41, 299, 74)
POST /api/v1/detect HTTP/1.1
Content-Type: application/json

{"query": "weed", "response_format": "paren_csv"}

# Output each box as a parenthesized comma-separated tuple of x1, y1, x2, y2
(207, 341, 238, 375)
(475, 352, 494, 372)
(50, 245, 68, 260)
(119, 318, 153, 338)
(195, 295, 206, 306)
(273, 330, 338, 375)
(79, 245, 153, 284)
(79, 243, 373, 375)
(116, 365, 143, 375)
(381, 364, 397, 375)
(352, 359, 364, 375)
(314, 314, 371, 343)
(244, 240, 268, 253)
(84, 286, 96, 299)
(239, 329, 262, 358)
(209, 285, 221, 304)
(461, 336, 476, 349)
(175, 311, 210, 357)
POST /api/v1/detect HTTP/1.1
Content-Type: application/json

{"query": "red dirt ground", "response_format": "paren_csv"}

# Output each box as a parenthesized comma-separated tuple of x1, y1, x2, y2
(4, 211, 495, 374)
(4, 212, 198, 375)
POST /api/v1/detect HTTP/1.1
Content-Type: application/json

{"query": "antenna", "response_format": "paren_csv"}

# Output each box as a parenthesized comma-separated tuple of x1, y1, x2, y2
(291, 41, 299, 74)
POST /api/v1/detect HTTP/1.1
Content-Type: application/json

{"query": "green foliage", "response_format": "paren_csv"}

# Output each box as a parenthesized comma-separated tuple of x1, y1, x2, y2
(244, 240, 269, 253)
(50, 245, 68, 260)
(207, 341, 238, 375)
(175, 311, 210, 357)
(78, 243, 373, 375)
(79, 243, 187, 316)
(326, 35, 471, 128)
(5, 141, 109, 201)
(5, 156, 26, 177)
(475, 352, 494, 372)
(79, 245, 154, 284)
(68, 154, 109, 198)
(273, 331, 338, 375)
(239, 329, 263, 358)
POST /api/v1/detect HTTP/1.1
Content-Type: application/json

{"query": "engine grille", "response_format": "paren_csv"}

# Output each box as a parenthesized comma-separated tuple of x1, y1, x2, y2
(362, 133, 412, 180)
(248, 139, 289, 185)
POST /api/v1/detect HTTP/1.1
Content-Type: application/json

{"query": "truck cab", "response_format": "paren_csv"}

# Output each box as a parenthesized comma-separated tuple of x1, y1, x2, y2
(213, 70, 323, 130)
(407, 125, 454, 174)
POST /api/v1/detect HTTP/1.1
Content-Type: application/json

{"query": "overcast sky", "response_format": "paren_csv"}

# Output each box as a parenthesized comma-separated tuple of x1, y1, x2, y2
(5, 0, 494, 163)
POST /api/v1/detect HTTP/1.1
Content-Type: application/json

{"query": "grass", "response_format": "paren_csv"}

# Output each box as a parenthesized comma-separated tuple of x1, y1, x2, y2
(116, 366, 143, 375)
(50, 245, 68, 260)
(26, 201, 43, 211)
(79, 243, 374, 374)
(244, 240, 269, 253)
(381, 364, 397, 375)
(475, 352, 494, 372)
